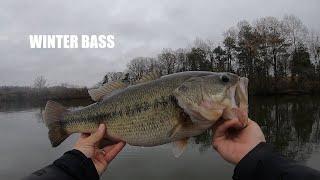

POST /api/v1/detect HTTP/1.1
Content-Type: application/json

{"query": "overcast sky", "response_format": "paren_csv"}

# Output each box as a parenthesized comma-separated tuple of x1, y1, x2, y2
(0, 0, 319, 87)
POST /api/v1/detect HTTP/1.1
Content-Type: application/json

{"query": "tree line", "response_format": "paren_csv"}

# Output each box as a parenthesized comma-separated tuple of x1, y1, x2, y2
(0, 77, 89, 103)
(102, 15, 320, 95)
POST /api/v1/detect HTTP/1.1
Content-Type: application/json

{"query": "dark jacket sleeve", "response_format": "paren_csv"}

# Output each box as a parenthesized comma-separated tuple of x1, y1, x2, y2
(233, 142, 320, 180)
(23, 149, 99, 180)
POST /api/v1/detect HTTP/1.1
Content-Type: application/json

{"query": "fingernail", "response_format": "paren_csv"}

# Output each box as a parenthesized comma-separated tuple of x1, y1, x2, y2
(98, 124, 105, 130)
(101, 149, 106, 155)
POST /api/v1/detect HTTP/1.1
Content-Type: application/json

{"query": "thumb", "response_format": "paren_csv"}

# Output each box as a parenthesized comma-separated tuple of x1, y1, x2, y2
(87, 124, 106, 144)
(213, 119, 243, 139)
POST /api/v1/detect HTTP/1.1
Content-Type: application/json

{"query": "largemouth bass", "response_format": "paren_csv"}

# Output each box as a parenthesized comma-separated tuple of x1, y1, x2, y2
(44, 71, 248, 156)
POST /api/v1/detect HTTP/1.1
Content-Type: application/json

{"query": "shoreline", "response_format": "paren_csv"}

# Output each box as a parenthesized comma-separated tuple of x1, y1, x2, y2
(0, 90, 318, 103)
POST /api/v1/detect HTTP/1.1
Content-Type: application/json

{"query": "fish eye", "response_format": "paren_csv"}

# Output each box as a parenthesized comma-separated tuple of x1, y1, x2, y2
(221, 75, 229, 83)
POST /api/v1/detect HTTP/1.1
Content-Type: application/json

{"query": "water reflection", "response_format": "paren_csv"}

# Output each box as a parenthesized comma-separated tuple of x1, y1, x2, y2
(251, 96, 320, 161)
(0, 98, 92, 113)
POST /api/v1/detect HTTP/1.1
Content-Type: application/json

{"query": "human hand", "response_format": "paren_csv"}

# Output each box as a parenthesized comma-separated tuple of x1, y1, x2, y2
(73, 124, 126, 175)
(212, 118, 265, 165)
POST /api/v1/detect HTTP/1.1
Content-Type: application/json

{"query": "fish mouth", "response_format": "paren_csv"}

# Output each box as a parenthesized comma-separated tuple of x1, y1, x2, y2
(222, 77, 249, 126)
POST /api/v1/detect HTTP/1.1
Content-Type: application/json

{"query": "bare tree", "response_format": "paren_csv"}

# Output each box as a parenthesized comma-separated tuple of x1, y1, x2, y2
(127, 57, 152, 82)
(223, 27, 238, 72)
(102, 72, 125, 84)
(255, 16, 290, 79)
(34, 76, 47, 89)
(308, 31, 320, 65)
(175, 48, 188, 72)
(282, 15, 308, 52)
(158, 48, 177, 75)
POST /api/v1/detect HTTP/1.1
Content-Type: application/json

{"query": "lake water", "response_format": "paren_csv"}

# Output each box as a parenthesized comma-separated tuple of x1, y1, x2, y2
(0, 96, 320, 180)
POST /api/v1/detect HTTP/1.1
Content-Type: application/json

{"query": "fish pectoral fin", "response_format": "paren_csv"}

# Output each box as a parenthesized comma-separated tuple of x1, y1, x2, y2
(167, 124, 183, 138)
(88, 81, 128, 101)
(172, 137, 189, 158)
(134, 71, 161, 84)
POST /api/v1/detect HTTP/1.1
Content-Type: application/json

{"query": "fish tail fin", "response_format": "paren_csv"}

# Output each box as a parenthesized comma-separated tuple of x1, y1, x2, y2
(44, 100, 70, 147)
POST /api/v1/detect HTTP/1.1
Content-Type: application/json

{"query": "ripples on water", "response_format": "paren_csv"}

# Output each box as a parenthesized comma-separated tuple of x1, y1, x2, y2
(0, 96, 319, 180)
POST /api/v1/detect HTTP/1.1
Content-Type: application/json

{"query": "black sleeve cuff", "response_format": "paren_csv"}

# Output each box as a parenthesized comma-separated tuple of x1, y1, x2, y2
(53, 149, 99, 180)
(232, 142, 273, 180)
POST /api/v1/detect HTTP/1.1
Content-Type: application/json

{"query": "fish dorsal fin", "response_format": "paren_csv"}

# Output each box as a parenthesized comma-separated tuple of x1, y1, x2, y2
(134, 71, 161, 84)
(88, 81, 127, 101)
(172, 138, 189, 158)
